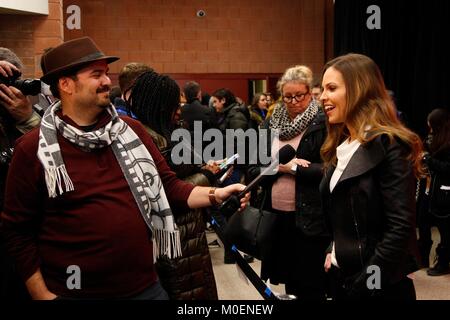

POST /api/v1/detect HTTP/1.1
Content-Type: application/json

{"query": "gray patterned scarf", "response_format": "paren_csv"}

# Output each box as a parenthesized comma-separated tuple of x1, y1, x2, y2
(269, 99, 320, 140)
(37, 101, 181, 261)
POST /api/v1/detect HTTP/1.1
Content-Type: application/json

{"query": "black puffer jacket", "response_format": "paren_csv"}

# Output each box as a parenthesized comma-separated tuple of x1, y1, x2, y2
(216, 103, 249, 132)
(147, 128, 218, 300)
(319, 135, 419, 295)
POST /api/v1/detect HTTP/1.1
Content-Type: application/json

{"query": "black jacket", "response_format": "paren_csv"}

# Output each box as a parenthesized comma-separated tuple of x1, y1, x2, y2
(0, 116, 30, 301)
(249, 110, 329, 237)
(424, 147, 450, 217)
(216, 103, 249, 132)
(215, 103, 250, 166)
(0, 119, 21, 209)
(181, 100, 216, 131)
(319, 135, 419, 294)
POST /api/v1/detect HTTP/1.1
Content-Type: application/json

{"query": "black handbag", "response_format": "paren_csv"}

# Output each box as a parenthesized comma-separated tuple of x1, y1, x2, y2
(223, 191, 277, 260)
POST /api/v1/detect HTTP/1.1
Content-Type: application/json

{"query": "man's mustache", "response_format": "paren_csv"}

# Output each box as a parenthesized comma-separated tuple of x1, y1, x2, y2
(96, 86, 111, 94)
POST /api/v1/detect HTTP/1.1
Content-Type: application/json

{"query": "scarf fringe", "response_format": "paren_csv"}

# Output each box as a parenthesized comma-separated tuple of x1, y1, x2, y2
(44, 165, 75, 198)
(152, 228, 182, 263)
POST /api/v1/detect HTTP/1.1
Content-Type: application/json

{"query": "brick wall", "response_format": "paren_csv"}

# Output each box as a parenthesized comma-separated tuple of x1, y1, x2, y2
(63, 0, 329, 76)
(0, 0, 64, 78)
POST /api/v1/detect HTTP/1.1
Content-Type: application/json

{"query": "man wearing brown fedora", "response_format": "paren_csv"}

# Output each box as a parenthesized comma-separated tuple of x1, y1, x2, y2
(0, 37, 249, 300)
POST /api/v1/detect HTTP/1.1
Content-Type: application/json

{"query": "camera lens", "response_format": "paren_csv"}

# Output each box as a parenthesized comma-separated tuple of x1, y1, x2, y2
(0, 74, 13, 87)
(13, 79, 42, 96)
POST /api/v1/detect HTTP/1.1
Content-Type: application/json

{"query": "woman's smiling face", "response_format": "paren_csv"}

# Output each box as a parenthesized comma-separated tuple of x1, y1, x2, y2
(320, 67, 347, 124)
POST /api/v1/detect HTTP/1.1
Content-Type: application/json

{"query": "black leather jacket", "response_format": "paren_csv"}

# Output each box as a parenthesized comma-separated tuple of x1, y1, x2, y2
(320, 135, 419, 294)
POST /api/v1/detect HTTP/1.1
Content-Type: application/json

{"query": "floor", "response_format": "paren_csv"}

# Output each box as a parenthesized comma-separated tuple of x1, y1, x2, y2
(207, 227, 450, 300)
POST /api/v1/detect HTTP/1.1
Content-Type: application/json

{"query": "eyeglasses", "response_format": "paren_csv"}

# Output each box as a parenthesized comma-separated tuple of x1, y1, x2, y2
(282, 92, 309, 103)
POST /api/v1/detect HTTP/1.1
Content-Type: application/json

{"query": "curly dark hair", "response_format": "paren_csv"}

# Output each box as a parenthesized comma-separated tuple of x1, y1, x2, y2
(127, 71, 180, 141)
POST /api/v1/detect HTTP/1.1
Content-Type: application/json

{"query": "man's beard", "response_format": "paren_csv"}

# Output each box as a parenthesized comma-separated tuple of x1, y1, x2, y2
(96, 85, 111, 108)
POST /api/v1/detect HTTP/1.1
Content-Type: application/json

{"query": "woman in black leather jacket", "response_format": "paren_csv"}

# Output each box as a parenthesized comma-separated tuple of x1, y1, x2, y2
(319, 53, 423, 300)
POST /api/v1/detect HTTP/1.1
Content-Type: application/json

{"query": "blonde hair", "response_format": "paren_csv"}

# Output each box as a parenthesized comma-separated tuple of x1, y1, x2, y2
(118, 62, 153, 92)
(277, 65, 313, 94)
(320, 53, 423, 177)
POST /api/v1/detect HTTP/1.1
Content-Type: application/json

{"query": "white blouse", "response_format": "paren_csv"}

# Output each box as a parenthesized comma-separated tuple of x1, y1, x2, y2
(329, 138, 361, 193)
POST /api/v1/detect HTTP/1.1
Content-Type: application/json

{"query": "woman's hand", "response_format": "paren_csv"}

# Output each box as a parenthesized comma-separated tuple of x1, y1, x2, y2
(278, 158, 311, 174)
(294, 158, 311, 168)
(324, 253, 332, 272)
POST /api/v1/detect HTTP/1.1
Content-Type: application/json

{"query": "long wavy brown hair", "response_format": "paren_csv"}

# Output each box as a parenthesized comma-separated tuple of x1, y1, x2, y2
(320, 53, 423, 177)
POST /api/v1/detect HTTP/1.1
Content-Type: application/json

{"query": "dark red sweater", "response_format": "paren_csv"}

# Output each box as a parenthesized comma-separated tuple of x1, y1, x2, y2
(0, 112, 195, 298)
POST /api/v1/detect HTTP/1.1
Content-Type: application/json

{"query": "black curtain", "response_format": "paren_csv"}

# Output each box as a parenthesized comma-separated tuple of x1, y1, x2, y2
(334, 0, 450, 136)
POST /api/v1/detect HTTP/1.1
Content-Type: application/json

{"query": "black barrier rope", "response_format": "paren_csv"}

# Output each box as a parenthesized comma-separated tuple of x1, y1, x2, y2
(207, 214, 279, 300)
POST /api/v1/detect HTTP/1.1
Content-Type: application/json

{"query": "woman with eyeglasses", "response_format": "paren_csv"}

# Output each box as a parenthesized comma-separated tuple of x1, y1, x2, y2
(248, 65, 330, 300)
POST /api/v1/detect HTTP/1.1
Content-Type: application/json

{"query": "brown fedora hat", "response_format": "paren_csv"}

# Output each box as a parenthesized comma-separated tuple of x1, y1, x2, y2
(40, 37, 119, 84)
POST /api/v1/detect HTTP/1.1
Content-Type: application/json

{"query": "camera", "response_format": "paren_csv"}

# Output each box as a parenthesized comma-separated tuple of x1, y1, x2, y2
(196, 10, 206, 17)
(0, 148, 13, 166)
(0, 69, 41, 96)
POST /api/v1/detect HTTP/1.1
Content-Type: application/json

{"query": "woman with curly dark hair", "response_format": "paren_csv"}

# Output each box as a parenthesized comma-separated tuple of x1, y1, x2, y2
(128, 71, 220, 299)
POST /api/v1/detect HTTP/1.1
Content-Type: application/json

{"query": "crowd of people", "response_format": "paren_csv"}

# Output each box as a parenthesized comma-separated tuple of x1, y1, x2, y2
(0, 37, 448, 301)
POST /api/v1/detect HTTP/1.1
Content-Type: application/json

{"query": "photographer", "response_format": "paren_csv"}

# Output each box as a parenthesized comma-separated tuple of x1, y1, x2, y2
(0, 47, 41, 300)
(0, 49, 41, 134)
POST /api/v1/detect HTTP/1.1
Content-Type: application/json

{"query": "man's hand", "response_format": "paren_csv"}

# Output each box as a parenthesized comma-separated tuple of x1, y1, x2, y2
(0, 60, 19, 78)
(188, 184, 250, 209)
(215, 184, 250, 211)
(0, 83, 33, 122)
(25, 269, 58, 300)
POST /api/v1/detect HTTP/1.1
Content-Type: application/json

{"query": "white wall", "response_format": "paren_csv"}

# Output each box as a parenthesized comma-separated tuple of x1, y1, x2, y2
(0, 0, 48, 15)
